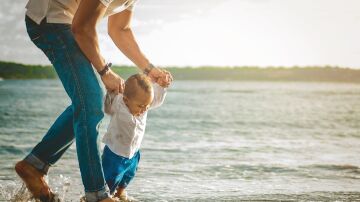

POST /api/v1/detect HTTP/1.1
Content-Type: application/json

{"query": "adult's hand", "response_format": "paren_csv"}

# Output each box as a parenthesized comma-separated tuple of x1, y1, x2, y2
(162, 69, 174, 83)
(147, 67, 163, 82)
(158, 69, 173, 88)
(148, 67, 173, 88)
(101, 69, 125, 93)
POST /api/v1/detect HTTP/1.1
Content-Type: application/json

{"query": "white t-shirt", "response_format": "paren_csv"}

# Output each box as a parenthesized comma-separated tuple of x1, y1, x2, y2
(25, 0, 136, 25)
(102, 83, 167, 159)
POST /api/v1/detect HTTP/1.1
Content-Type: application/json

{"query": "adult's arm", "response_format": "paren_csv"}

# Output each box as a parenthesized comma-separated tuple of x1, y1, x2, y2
(72, 0, 124, 93)
(108, 10, 150, 71)
(107, 10, 170, 84)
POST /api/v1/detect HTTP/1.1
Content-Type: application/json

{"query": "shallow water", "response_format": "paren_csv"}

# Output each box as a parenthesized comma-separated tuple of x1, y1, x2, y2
(0, 80, 360, 201)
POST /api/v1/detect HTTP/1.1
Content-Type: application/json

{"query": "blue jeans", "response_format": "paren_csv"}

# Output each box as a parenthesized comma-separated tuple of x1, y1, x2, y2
(23, 15, 110, 201)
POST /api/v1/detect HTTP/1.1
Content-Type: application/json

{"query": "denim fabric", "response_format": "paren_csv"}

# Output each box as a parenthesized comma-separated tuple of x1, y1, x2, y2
(102, 146, 140, 194)
(24, 15, 110, 201)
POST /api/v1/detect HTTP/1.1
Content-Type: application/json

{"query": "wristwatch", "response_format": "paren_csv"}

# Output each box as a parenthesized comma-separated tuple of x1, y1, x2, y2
(98, 62, 112, 76)
(143, 63, 155, 75)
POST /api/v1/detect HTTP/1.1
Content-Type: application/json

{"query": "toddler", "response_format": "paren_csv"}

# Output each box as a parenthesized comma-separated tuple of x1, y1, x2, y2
(101, 73, 168, 201)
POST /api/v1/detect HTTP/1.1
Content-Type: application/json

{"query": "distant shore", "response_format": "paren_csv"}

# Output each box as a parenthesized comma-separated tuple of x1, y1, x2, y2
(1, 60, 360, 83)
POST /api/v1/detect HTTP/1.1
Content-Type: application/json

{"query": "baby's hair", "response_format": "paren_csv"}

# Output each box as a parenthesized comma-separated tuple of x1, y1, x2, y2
(124, 74, 153, 99)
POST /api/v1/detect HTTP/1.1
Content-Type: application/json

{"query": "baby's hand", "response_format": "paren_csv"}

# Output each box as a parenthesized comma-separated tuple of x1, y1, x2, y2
(156, 69, 173, 88)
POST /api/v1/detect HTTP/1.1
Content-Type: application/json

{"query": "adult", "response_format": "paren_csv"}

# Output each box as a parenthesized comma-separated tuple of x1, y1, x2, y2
(15, 0, 172, 201)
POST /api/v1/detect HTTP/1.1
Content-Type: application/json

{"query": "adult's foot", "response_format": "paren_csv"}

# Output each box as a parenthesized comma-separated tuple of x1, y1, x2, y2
(15, 160, 53, 201)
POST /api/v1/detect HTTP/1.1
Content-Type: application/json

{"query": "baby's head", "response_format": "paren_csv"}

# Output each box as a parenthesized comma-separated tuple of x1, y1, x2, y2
(123, 74, 154, 116)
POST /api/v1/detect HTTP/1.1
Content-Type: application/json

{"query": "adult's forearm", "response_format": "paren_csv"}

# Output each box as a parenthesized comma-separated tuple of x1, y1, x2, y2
(109, 28, 150, 71)
(72, 27, 106, 72)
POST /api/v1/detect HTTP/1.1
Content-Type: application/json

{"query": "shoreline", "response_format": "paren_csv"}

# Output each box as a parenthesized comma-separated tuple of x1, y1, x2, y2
(2, 60, 360, 83)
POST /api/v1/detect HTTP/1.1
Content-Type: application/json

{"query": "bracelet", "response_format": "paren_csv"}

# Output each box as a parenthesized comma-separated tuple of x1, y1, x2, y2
(143, 63, 155, 75)
(98, 62, 112, 76)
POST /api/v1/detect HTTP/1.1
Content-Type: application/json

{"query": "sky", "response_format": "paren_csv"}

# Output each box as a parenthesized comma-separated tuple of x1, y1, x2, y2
(0, 0, 360, 68)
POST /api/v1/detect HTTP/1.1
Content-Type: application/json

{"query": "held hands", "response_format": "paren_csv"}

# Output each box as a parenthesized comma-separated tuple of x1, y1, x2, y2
(157, 69, 173, 88)
(147, 67, 173, 88)
(100, 65, 171, 93)
(101, 69, 125, 94)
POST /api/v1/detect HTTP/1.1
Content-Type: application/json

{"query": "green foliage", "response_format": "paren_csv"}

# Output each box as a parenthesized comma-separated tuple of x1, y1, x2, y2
(1, 60, 360, 83)
(0, 61, 56, 79)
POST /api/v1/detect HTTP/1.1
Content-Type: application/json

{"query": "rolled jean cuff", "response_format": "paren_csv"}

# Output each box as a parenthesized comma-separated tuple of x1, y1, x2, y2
(24, 153, 50, 174)
(85, 186, 110, 202)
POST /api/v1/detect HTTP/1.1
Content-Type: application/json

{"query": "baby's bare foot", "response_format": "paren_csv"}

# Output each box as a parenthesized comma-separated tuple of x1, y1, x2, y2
(98, 197, 121, 202)
(15, 160, 53, 201)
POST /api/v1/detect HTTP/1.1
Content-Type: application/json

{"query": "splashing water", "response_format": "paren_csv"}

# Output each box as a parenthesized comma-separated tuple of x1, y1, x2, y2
(0, 182, 33, 202)
(0, 175, 71, 202)
(52, 175, 71, 201)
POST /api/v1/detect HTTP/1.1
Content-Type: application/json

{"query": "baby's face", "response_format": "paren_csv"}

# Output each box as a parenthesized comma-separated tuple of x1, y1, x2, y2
(123, 89, 153, 116)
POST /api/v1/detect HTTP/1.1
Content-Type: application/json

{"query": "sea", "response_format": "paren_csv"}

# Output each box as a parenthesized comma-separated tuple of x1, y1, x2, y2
(0, 79, 359, 201)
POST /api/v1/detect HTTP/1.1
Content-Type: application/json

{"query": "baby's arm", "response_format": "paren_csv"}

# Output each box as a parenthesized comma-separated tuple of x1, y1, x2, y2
(104, 91, 118, 115)
(149, 83, 167, 109)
